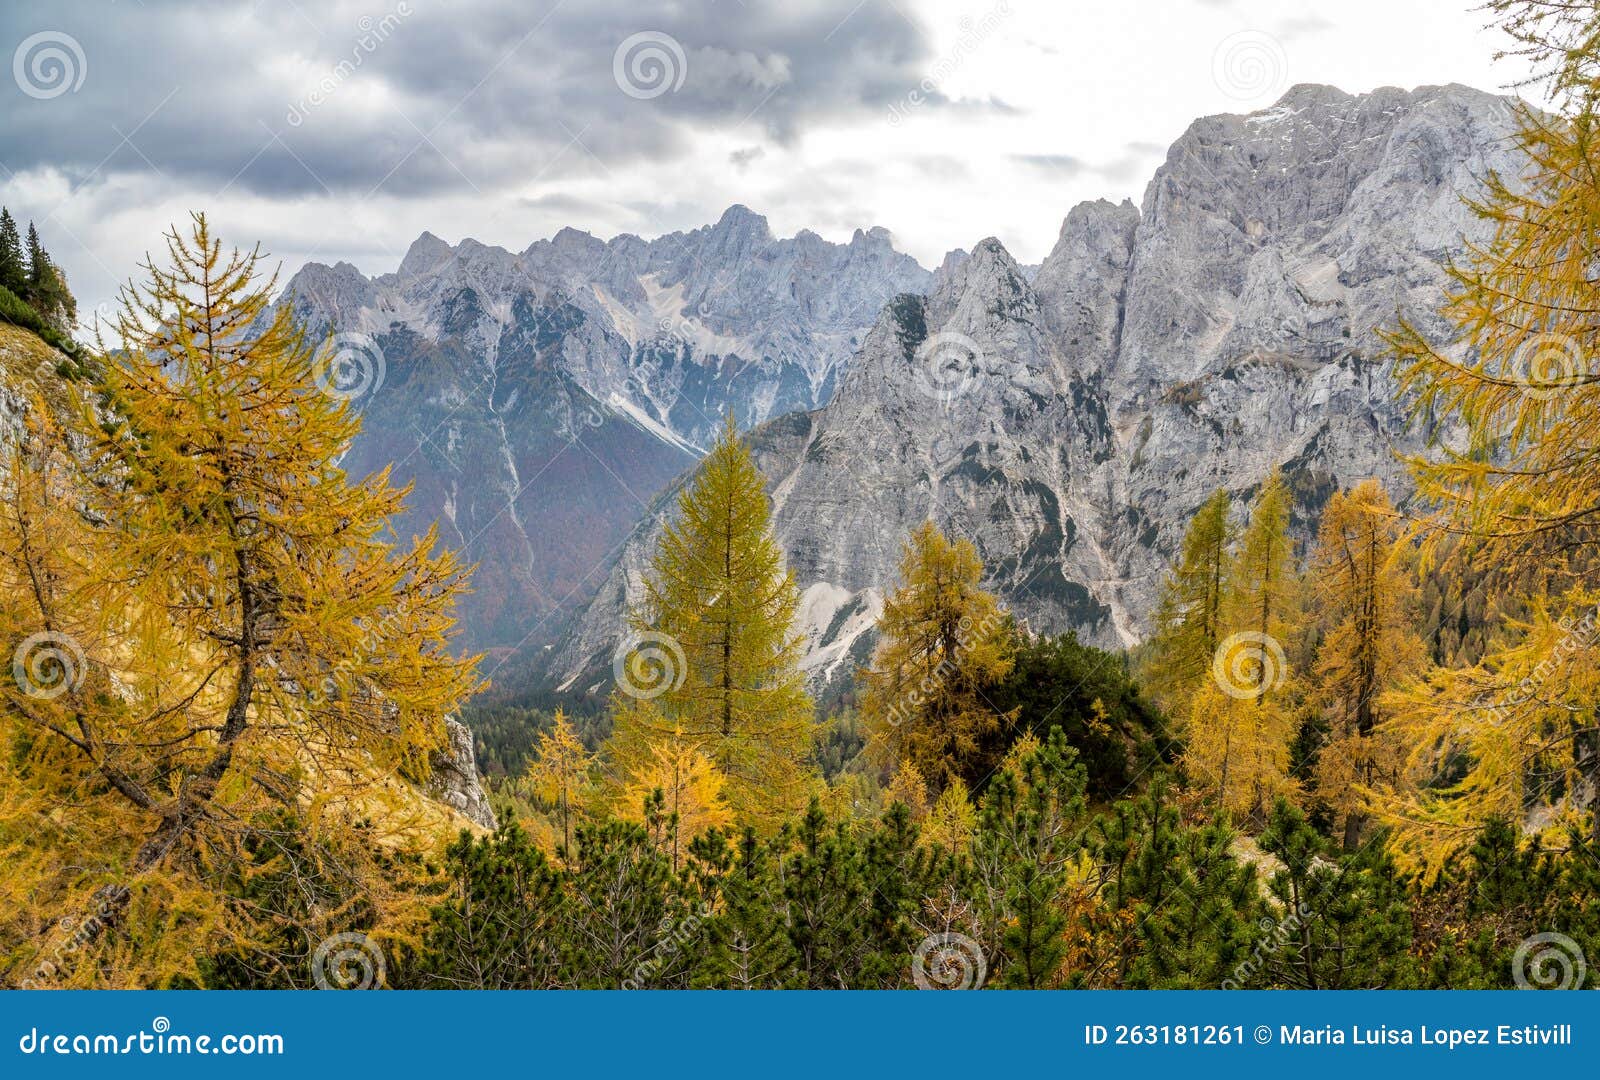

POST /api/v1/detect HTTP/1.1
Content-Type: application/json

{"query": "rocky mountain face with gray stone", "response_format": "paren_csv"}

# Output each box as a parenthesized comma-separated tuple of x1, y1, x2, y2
(541, 83, 1525, 699)
(270, 206, 930, 657)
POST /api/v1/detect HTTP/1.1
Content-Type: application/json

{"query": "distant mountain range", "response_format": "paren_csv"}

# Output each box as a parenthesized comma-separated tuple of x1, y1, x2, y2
(272, 82, 1524, 702)
(270, 206, 930, 658)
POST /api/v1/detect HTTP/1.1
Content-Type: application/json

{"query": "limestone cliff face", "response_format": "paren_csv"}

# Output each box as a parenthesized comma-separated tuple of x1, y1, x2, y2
(542, 83, 1524, 694)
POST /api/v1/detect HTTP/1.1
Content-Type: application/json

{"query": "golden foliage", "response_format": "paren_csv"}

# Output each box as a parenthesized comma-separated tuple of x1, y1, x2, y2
(610, 413, 816, 831)
(1308, 481, 1424, 847)
(0, 216, 479, 986)
(617, 726, 733, 872)
(1377, 6, 1600, 867)
(859, 521, 1016, 785)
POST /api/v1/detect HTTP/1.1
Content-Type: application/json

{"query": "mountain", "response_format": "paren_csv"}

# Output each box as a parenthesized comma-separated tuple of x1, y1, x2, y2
(270, 208, 931, 659)
(542, 83, 1525, 699)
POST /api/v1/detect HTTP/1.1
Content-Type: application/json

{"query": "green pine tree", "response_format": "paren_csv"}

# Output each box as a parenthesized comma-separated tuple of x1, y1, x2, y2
(687, 827, 798, 989)
(18, 220, 74, 329)
(1253, 799, 1415, 988)
(0, 209, 24, 296)
(1124, 818, 1260, 988)
(780, 800, 871, 988)
(414, 822, 568, 989)
(971, 728, 1089, 988)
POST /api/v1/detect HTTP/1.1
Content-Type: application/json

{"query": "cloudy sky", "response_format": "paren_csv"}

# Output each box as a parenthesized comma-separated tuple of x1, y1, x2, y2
(0, 0, 1539, 320)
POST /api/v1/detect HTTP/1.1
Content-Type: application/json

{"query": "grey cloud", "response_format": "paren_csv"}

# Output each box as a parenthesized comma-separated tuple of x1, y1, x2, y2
(518, 191, 618, 218)
(0, 0, 941, 198)
(1013, 154, 1086, 176)
(1015, 144, 1165, 186)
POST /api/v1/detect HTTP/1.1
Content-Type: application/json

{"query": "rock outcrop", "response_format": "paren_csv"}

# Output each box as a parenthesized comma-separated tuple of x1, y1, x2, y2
(430, 717, 498, 830)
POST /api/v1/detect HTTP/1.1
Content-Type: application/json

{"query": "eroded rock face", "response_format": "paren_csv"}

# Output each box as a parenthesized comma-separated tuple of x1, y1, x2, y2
(430, 717, 497, 830)
(542, 83, 1524, 694)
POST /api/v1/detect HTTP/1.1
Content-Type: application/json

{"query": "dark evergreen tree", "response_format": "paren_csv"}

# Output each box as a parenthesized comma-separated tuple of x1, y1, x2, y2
(991, 632, 1166, 798)
(562, 817, 692, 988)
(969, 728, 1089, 988)
(780, 800, 871, 988)
(687, 827, 798, 988)
(0, 209, 24, 296)
(22, 221, 74, 329)
(1253, 799, 1415, 988)
(1125, 819, 1261, 988)
(412, 823, 567, 989)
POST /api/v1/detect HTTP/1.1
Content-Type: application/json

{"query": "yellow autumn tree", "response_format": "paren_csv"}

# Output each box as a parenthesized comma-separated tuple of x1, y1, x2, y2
(617, 724, 733, 872)
(1183, 472, 1302, 820)
(1307, 480, 1423, 849)
(859, 521, 1016, 786)
(1375, 2, 1600, 866)
(883, 759, 931, 818)
(523, 708, 596, 857)
(1142, 490, 1234, 714)
(0, 215, 480, 987)
(922, 776, 977, 852)
(606, 413, 816, 832)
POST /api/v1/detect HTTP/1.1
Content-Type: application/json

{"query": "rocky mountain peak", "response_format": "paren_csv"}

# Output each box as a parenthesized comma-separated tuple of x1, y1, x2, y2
(850, 224, 895, 250)
(1032, 198, 1140, 370)
(707, 203, 774, 249)
(929, 236, 1033, 328)
(267, 205, 932, 658)
(398, 229, 453, 282)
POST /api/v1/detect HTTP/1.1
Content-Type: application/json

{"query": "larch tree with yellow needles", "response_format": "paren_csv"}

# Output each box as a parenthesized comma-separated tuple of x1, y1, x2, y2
(524, 708, 596, 858)
(1376, 2, 1600, 869)
(607, 412, 816, 833)
(1142, 490, 1233, 715)
(1306, 480, 1423, 850)
(1184, 473, 1305, 819)
(0, 215, 481, 986)
(617, 726, 733, 873)
(859, 521, 1016, 788)
(1184, 472, 1304, 821)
